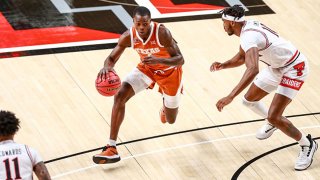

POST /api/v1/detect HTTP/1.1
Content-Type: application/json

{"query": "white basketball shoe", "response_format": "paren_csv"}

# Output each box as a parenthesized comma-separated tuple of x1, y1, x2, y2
(295, 134, 318, 171)
(256, 122, 277, 140)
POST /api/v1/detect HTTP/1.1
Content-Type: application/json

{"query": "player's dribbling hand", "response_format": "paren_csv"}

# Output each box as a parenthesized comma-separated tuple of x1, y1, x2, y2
(216, 96, 233, 112)
(97, 67, 116, 81)
(210, 62, 223, 72)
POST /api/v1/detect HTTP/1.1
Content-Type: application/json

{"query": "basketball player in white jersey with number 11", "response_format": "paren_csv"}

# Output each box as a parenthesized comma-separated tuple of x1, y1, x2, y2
(0, 110, 51, 180)
(210, 5, 317, 170)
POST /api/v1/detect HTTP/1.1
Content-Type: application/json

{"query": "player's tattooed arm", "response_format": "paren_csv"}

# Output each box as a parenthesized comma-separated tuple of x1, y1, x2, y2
(34, 162, 51, 180)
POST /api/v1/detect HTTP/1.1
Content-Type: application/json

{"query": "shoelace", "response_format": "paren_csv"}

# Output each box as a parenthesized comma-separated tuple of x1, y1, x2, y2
(102, 146, 108, 151)
(264, 123, 276, 133)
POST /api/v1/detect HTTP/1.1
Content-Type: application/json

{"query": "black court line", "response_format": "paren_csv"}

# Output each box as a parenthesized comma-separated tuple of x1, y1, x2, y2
(44, 112, 320, 164)
(232, 137, 320, 180)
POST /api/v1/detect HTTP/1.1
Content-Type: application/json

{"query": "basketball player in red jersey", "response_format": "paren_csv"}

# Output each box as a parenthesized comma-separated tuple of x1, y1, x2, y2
(93, 6, 184, 164)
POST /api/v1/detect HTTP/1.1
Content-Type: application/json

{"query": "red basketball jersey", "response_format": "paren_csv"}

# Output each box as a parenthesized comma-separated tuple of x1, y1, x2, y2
(130, 22, 172, 70)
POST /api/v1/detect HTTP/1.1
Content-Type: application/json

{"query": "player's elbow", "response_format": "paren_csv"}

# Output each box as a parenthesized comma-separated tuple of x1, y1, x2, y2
(35, 170, 51, 180)
(38, 174, 51, 180)
(178, 55, 185, 65)
(249, 66, 259, 76)
(34, 162, 51, 180)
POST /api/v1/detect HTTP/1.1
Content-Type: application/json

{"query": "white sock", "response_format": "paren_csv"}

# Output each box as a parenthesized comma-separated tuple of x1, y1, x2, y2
(109, 139, 117, 147)
(242, 97, 268, 118)
(298, 134, 310, 146)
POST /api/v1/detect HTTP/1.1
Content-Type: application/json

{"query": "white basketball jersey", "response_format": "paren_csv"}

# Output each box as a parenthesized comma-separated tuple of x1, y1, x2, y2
(240, 20, 298, 68)
(0, 140, 42, 180)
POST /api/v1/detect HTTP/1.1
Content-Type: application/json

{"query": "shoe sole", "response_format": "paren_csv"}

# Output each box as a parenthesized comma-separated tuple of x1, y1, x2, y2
(295, 140, 318, 171)
(92, 156, 121, 164)
(256, 128, 277, 140)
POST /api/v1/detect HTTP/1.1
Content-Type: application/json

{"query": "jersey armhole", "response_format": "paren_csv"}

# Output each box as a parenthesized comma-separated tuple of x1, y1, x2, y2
(242, 29, 269, 51)
(25, 145, 34, 165)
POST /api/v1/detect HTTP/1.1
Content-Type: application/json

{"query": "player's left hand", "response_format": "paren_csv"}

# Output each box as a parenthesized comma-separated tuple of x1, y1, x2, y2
(216, 96, 234, 112)
(142, 55, 163, 65)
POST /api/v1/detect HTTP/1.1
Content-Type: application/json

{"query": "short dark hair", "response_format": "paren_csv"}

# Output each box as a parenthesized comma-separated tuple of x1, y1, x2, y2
(133, 6, 151, 18)
(221, 5, 245, 19)
(0, 110, 20, 137)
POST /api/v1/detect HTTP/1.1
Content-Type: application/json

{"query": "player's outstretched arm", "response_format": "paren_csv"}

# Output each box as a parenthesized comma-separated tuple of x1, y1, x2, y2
(34, 162, 51, 180)
(98, 30, 131, 80)
(228, 47, 259, 98)
(210, 46, 245, 72)
(142, 25, 184, 66)
(216, 47, 259, 111)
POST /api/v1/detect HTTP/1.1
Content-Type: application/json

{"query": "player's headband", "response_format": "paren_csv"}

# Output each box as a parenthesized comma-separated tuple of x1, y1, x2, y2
(222, 14, 245, 22)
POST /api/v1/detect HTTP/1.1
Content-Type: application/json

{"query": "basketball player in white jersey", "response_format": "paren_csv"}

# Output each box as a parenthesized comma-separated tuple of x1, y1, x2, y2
(210, 5, 317, 170)
(0, 110, 51, 180)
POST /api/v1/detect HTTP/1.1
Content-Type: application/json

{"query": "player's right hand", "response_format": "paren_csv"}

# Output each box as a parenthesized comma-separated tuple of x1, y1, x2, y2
(97, 67, 115, 80)
(210, 62, 223, 72)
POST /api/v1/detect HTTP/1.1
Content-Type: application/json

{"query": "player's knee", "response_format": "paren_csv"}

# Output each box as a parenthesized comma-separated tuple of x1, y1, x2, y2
(114, 89, 129, 105)
(164, 101, 179, 109)
(242, 96, 255, 108)
(267, 113, 281, 125)
(244, 93, 254, 102)
(163, 106, 178, 124)
(164, 108, 179, 124)
(164, 94, 180, 109)
(163, 95, 180, 124)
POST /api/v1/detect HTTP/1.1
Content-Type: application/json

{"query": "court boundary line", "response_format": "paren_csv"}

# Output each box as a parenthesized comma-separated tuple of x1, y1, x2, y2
(51, 125, 320, 179)
(44, 112, 320, 164)
(232, 136, 320, 179)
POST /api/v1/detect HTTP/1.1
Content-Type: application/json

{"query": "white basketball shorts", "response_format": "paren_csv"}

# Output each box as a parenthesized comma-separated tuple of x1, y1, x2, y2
(254, 53, 309, 99)
(123, 68, 182, 108)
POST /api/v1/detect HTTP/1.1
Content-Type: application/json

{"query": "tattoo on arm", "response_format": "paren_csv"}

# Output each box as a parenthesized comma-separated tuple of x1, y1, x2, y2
(34, 162, 51, 180)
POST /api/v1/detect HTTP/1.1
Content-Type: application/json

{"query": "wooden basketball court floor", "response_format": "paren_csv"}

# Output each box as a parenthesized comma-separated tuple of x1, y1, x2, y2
(1, 0, 320, 179)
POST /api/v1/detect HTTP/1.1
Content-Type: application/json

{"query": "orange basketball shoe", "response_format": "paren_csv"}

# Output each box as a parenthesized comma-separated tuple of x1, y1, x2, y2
(160, 107, 166, 123)
(92, 145, 120, 164)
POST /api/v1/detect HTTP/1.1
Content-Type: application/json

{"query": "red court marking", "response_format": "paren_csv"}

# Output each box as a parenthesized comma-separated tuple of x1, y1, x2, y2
(0, 12, 120, 48)
(150, 0, 225, 13)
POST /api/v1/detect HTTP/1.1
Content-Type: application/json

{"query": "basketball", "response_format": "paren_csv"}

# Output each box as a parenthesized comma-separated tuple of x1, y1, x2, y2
(95, 71, 121, 96)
